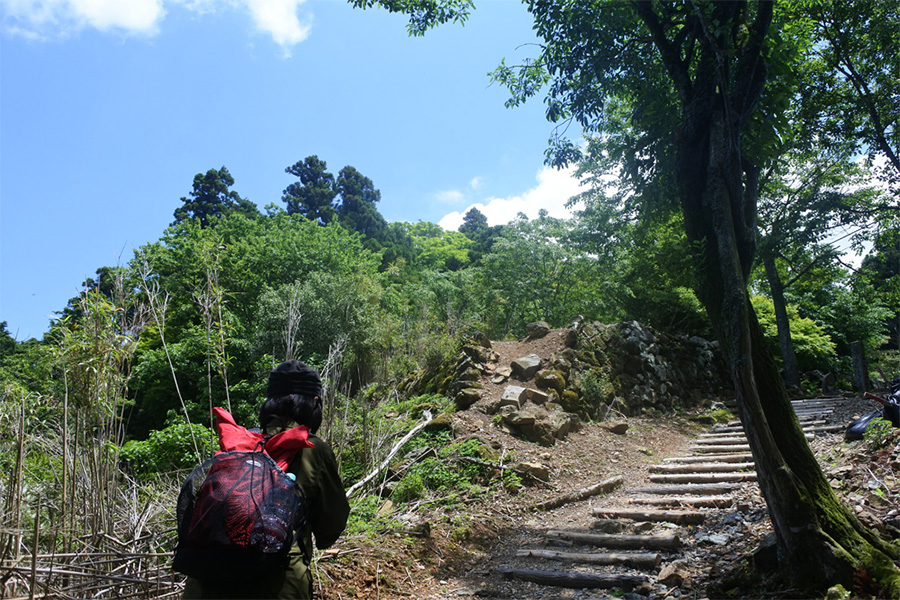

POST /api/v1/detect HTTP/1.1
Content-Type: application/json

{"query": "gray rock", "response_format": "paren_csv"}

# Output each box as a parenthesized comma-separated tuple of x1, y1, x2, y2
(455, 388, 481, 409)
(513, 461, 550, 482)
(526, 321, 551, 338)
(511, 354, 542, 380)
(500, 385, 527, 409)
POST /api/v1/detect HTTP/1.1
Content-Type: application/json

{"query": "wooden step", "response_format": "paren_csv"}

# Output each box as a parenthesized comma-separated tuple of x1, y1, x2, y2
(516, 548, 662, 568)
(648, 472, 757, 484)
(592, 507, 706, 524)
(627, 495, 733, 508)
(496, 568, 650, 591)
(650, 462, 755, 474)
(690, 444, 752, 453)
(630, 482, 742, 495)
(664, 453, 753, 463)
(546, 530, 682, 550)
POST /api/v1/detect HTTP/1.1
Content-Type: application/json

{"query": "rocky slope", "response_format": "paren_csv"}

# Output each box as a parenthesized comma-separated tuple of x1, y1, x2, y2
(319, 324, 900, 600)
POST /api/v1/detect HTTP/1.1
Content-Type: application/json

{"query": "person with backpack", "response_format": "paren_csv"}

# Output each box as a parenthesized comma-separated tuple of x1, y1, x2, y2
(179, 360, 350, 599)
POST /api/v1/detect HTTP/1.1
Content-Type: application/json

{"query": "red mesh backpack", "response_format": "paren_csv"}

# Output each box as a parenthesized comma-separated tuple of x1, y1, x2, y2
(173, 408, 312, 580)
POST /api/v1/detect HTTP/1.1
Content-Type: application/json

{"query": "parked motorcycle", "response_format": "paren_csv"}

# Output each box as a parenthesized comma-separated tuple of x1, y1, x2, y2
(845, 376, 900, 441)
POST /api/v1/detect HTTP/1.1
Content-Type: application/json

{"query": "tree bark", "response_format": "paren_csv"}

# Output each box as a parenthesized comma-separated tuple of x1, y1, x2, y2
(762, 253, 801, 388)
(673, 66, 900, 600)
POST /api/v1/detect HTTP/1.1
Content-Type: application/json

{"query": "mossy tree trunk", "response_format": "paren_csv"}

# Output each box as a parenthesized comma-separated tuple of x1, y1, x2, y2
(654, 2, 900, 591)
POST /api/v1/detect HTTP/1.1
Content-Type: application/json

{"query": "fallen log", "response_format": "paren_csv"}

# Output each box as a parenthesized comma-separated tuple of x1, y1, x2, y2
(516, 548, 661, 568)
(591, 507, 706, 524)
(648, 472, 757, 484)
(546, 530, 682, 550)
(627, 495, 733, 508)
(631, 482, 741, 495)
(529, 475, 623, 512)
(496, 568, 650, 591)
(650, 462, 755, 474)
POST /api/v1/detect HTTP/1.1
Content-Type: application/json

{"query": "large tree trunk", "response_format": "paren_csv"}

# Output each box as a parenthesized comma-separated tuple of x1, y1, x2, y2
(677, 95, 899, 594)
(761, 253, 801, 388)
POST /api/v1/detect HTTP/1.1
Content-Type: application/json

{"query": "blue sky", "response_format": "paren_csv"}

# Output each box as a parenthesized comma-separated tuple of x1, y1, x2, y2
(1, 0, 585, 341)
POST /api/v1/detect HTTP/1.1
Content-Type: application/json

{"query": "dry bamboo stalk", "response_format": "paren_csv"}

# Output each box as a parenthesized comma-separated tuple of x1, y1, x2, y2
(29, 498, 40, 600)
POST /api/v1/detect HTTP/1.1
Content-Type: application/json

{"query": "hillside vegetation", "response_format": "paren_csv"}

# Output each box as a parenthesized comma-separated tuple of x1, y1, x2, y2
(0, 157, 897, 598)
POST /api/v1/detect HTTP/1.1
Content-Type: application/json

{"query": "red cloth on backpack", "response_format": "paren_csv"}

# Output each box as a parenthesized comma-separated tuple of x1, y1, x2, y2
(212, 407, 313, 471)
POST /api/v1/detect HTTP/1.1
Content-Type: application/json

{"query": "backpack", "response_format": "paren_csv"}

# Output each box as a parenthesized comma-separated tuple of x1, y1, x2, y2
(173, 408, 312, 580)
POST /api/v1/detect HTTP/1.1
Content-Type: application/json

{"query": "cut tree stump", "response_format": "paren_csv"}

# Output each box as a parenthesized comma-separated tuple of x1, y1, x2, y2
(497, 568, 650, 591)
(650, 462, 755, 474)
(591, 507, 706, 524)
(648, 472, 757, 484)
(630, 482, 741, 495)
(546, 530, 682, 550)
(515, 548, 662, 568)
(529, 475, 623, 512)
(627, 495, 733, 508)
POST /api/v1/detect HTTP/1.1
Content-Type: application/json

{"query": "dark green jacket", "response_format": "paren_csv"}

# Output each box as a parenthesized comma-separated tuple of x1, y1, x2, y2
(183, 435, 350, 599)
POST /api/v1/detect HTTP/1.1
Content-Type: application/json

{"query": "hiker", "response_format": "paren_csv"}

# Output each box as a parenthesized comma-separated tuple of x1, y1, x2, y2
(182, 360, 350, 599)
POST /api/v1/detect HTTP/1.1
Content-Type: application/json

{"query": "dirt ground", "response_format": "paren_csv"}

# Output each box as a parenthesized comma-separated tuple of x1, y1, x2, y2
(314, 331, 900, 600)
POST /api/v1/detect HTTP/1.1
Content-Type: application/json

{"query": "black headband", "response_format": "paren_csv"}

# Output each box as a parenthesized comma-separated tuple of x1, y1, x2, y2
(267, 360, 322, 399)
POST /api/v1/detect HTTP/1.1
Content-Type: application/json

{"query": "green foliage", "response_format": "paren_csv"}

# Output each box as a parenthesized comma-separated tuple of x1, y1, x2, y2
(120, 416, 217, 479)
(172, 166, 259, 228)
(863, 418, 899, 452)
(576, 368, 615, 419)
(752, 295, 837, 372)
(343, 494, 400, 538)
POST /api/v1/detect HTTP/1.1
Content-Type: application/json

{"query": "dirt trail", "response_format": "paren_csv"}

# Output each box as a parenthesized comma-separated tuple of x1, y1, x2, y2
(320, 330, 883, 600)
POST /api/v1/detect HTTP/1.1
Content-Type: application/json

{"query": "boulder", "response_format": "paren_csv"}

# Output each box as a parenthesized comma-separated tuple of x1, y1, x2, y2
(525, 388, 550, 404)
(526, 321, 551, 339)
(454, 388, 481, 410)
(513, 461, 550, 482)
(548, 411, 580, 439)
(601, 420, 629, 435)
(500, 385, 527, 409)
(511, 354, 542, 380)
(535, 369, 566, 393)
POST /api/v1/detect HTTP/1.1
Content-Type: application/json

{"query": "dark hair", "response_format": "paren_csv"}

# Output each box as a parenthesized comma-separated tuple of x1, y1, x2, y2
(258, 393, 322, 434)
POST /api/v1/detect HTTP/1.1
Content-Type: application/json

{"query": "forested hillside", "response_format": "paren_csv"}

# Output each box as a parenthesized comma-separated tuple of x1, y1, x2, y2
(0, 139, 897, 596)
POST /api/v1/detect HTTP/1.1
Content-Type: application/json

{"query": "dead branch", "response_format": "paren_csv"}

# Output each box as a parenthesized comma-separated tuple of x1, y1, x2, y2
(529, 475, 623, 511)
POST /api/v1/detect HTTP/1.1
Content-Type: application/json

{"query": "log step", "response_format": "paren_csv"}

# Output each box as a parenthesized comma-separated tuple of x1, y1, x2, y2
(516, 548, 662, 569)
(627, 495, 733, 508)
(631, 482, 741, 495)
(690, 444, 752, 453)
(650, 462, 755, 474)
(664, 453, 753, 464)
(648, 472, 757, 484)
(592, 507, 706, 524)
(546, 530, 682, 551)
(497, 568, 650, 591)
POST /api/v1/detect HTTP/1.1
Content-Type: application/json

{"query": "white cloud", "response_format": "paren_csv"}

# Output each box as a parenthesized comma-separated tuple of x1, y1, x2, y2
(245, 0, 310, 51)
(438, 165, 584, 231)
(1, 0, 165, 37)
(435, 189, 464, 204)
(468, 176, 482, 190)
(1, 0, 311, 50)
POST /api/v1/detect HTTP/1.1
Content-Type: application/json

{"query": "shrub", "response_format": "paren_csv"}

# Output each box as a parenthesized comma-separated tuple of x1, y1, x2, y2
(120, 417, 217, 479)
